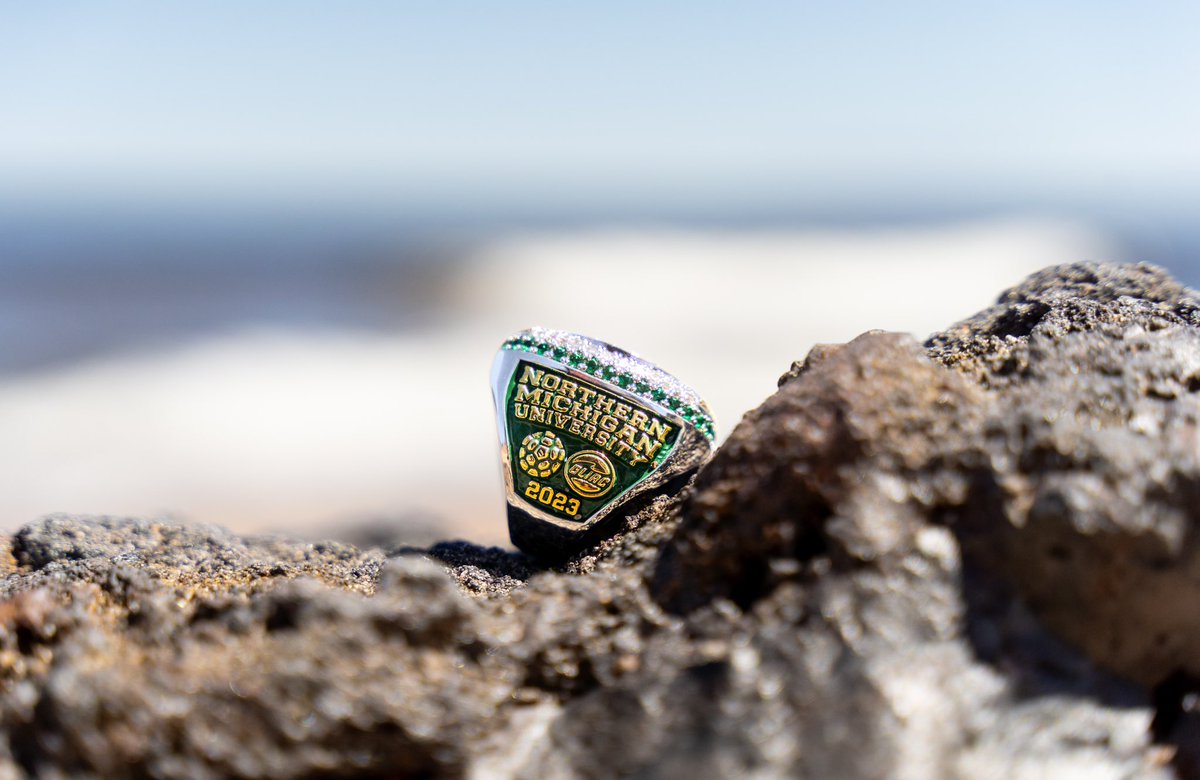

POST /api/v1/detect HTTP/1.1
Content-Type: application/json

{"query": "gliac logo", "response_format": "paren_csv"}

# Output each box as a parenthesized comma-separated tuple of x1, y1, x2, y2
(564, 450, 616, 498)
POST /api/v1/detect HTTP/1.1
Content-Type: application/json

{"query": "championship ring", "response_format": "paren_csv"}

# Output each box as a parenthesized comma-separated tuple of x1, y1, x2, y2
(491, 328, 716, 559)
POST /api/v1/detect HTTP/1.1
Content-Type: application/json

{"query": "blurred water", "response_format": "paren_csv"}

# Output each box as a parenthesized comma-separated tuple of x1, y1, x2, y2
(0, 209, 464, 375)
(3, 204, 1199, 378)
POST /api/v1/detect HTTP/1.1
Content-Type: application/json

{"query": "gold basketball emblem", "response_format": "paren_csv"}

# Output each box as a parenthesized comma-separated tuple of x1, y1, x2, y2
(564, 450, 616, 498)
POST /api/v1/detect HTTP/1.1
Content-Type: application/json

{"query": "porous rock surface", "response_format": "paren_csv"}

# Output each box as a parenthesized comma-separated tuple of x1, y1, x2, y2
(2, 263, 1200, 778)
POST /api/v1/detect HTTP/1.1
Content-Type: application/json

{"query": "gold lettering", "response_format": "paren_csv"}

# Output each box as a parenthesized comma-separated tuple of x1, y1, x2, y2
(510, 363, 678, 469)
(514, 385, 544, 404)
(634, 433, 662, 461)
(518, 366, 545, 387)
(647, 419, 673, 442)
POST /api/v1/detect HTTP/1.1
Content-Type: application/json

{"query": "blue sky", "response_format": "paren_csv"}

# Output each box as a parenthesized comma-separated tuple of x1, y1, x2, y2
(3, 2, 1199, 209)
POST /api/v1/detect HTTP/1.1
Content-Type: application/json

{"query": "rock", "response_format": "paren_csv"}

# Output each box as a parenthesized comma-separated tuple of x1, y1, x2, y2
(926, 264, 1200, 691)
(652, 330, 988, 614)
(0, 262, 1196, 778)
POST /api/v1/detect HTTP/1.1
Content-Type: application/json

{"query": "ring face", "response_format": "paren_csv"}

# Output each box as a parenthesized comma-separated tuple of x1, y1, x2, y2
(491, 328, 716, 558)
(503, 358, 682, 523)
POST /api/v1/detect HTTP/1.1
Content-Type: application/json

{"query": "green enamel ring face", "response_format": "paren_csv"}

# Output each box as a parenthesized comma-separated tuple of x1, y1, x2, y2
(491, 328, 716, 559)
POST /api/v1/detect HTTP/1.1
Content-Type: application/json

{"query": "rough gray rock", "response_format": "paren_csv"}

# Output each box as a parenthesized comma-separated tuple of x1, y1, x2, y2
(0, 262, 1197, 778)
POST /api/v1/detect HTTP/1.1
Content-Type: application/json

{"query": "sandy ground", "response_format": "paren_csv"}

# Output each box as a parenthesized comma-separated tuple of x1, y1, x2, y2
(0, 220, 1115, 545)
